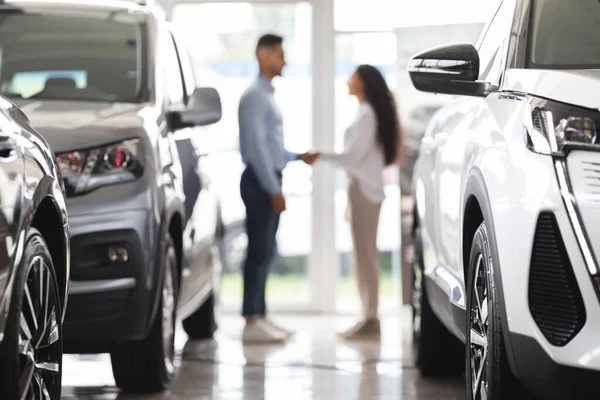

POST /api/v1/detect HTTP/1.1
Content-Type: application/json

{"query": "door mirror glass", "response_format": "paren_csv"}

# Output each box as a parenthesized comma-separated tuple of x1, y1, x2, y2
(408, 42, 497, 97)
(172, 87, 222, 129)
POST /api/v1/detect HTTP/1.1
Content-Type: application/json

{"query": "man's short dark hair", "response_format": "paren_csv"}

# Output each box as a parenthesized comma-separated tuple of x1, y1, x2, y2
(256, 34, 283, 53)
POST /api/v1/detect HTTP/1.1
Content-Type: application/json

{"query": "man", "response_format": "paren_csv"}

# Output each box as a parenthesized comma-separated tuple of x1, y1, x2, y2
(238, 33, 315, 343)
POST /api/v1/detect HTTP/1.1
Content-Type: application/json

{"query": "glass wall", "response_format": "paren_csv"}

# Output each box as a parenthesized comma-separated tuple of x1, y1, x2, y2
(172, 2, 314, 310)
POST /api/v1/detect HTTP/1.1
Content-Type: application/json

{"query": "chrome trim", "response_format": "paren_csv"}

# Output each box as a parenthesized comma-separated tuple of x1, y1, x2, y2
(428, 264, 466, 309)
(69, 278, 136, 295)
(554, 159, 599, 276)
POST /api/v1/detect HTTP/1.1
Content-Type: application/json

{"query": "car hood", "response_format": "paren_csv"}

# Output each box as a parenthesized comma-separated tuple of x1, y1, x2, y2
(13, 99, 148, 153)
(503, 69, 600, 110)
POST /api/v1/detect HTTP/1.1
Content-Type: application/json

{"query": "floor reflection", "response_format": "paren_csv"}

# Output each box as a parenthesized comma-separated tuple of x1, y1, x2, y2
(61, 310, 465, 399)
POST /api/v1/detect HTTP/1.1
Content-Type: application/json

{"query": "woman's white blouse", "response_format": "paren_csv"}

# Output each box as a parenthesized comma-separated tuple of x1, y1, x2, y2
(320, 102, 385, 204)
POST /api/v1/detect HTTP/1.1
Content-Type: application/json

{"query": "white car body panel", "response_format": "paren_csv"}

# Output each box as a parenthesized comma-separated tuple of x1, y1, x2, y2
(503, 69, 600, 110)
(414, 69, 600, 371)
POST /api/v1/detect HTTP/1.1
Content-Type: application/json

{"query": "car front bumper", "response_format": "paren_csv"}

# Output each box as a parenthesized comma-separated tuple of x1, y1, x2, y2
(63, 207, 157, 352)
(488, 149, 600, 394)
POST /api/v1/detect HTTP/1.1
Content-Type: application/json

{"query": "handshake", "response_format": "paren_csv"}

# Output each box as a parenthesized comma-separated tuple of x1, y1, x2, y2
(271, 150, 321, 214)
(298, 151, 320, 165)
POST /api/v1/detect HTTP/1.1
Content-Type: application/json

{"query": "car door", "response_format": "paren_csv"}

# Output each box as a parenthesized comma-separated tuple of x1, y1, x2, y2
(432, 0, 515, 279)
(415, 108, 450, 271)
(167, 30, 219, 307)
(432, 100, 477, 273)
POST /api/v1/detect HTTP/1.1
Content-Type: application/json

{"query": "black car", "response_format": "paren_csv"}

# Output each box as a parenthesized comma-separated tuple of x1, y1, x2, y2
(0, 0, 223, 393)
(0, 96, 70, 399)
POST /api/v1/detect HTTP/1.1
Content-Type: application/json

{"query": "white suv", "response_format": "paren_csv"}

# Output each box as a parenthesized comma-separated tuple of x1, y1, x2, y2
(408, 0, 600, 399)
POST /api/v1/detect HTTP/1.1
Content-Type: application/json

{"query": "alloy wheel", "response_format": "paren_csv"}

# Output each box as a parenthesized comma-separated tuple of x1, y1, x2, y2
(469, 253, 489, 400)
(19, 256, 61, 400)
(162, 256, 176, 377)
(411, 255, 422, 353)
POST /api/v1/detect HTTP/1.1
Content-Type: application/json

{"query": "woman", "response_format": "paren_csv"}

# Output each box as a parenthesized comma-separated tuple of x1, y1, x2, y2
(313, 64, 403, 340)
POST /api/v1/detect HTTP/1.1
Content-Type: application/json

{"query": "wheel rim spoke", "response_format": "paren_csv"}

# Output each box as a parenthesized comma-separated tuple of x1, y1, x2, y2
(470, 252, 489, 400)
(32, 372, 52, 400)
(470, 328, 487, 349)
(162, 258, 175, 374)
(39, 308, 59, 348)
(19, 359, 35, 400)
(35, 362, 60, 374)
(480, 380, 488, 400)
(23, 284, 38, 333)
(33, 260, 50, 348)
(18, 256, 61, 400)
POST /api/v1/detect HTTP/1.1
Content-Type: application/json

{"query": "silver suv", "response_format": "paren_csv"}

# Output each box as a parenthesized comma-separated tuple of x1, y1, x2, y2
(0, 0, 224, 393)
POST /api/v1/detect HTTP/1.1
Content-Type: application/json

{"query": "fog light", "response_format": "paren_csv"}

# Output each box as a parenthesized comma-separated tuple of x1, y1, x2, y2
(108, 246, 129, 263)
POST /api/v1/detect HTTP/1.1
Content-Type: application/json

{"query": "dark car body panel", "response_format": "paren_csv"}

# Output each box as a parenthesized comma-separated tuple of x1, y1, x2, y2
(0, 1, 221, 351)
(0, 96, 70, 341)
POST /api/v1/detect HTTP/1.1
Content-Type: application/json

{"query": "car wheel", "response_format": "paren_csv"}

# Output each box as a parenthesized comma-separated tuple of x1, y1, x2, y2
(466, 222, 529, 399)
(0, 228, 63, 400)
(111, 234, 179, 393)
(412, 225, 463, 376)
(182, 291, 218, 340)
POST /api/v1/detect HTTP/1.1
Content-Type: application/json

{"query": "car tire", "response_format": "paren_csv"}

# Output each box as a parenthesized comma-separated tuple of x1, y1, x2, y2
(465, 222, 529, 399)
(412, 225, 463, 377)
(0, 228, 63, 400)
(110, 234, 179, 394)
(182, 291, 218, 340)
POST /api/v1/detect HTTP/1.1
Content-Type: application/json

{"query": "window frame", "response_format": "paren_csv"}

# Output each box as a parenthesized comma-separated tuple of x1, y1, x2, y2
(169, 30, 196, 105)
(475, 0, 517, 87)
(161, 26, 186, 109)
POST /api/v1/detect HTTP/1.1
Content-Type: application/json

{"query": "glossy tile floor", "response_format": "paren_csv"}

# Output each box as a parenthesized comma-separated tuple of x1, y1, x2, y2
(61, 308, 465, 399)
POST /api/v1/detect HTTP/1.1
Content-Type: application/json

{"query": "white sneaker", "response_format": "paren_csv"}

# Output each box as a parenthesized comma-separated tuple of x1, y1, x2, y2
(264, 318, 295, 338)
(242, 320, 287, 343)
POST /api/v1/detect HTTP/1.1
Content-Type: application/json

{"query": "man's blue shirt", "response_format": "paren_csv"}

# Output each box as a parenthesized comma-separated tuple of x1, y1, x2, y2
(238, 75, 298, 196)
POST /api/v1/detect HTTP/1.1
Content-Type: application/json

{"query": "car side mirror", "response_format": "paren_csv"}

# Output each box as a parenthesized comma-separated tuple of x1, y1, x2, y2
(408, 42, 498, 98)
(171, 87, 222, 129)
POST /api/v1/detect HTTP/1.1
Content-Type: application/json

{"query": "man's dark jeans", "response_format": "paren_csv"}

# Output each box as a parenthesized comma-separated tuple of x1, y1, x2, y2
(240, 166, 281, 317)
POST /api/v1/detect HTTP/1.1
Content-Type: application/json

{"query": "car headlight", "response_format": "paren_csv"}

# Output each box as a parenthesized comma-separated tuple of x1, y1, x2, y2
(524, 97, 600, 156)
(56, 138, 143, 196)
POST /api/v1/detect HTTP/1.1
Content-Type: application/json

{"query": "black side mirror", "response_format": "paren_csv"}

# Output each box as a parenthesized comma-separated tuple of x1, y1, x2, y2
(408, 42, 498, 97)
(171, 87, 222, 129)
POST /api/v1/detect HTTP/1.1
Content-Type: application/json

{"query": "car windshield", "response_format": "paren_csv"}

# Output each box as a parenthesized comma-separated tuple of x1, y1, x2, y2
(0, 10, 146, 102)
(529, 0, 600, 69)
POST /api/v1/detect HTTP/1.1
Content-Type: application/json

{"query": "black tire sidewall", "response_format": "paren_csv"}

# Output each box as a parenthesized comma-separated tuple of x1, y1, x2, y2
(412, 226, 423, 364)
(0, 228, 62, 400)
(465, 223, 497, 400)
(158, 234, 179, 382)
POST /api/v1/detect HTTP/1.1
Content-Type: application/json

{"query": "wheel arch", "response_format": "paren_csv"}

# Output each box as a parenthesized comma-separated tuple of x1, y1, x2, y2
(168, 212, 183, 283)
(31, 196, 67, 311)
(462, 195, 484, 283)
(463, 168, 524, 382)
(146, 199, 185, 335)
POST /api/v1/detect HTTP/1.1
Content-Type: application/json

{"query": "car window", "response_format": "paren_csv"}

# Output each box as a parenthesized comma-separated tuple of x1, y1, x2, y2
(0, 11, 145, 103)
(163, 30, 185, 107)
(529, 0, 600, 68)
(11, 70, 87, 99)
(170, 33, 196, 104)
(477, 0, 513, 84)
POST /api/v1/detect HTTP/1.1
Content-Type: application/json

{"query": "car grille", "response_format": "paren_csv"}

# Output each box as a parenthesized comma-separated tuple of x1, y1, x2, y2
(528, 212, 586, 347)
